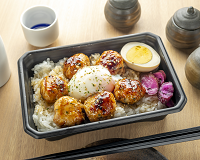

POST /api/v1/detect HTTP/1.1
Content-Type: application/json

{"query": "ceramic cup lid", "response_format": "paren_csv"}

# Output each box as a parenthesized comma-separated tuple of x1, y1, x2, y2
(109, 0, 138, 10)
(173, 6, 200, 30)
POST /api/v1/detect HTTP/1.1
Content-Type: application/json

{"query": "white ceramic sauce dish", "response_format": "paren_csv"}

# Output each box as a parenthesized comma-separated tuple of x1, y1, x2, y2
(20, 5, 59, 47)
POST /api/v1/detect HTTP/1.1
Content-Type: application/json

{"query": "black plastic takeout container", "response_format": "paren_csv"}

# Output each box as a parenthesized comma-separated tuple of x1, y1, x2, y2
(18, 32, 187, 140)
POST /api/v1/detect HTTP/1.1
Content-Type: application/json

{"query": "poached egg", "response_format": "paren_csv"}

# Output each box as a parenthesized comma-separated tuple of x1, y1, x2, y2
(68, 65, 122, 101)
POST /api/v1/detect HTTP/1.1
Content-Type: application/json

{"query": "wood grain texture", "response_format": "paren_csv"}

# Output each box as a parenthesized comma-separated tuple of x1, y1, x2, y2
(0, 0, 200, 159)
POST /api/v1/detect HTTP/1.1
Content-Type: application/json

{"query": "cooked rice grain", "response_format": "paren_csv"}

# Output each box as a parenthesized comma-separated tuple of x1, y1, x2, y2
(31, 58, 67, 131)
(31, 56, 166, 132)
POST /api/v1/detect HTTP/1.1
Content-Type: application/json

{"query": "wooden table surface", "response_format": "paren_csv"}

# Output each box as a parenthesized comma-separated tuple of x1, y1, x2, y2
(0, 0, 200, 159)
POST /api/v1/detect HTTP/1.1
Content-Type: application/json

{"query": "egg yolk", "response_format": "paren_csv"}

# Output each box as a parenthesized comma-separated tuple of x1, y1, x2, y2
(126, 46, 152, 64)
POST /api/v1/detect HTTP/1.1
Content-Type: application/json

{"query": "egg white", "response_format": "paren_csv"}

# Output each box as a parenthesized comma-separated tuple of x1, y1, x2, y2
(68, 65, 116, 100)
(121, 42, 161, 72)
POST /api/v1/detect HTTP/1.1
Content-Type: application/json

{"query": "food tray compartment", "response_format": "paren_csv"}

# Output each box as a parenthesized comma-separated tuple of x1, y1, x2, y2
(18, 32, 187, 140)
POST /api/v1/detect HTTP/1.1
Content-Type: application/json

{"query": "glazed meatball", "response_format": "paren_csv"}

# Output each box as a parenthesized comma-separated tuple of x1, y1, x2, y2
(114, 78, 146, 104)
(84, 91, 116, 122)
(53, 96, 85, 127)
(40, 75, 68, 103)
(96, 50, 124, 75)
(63, 53, 90, 79)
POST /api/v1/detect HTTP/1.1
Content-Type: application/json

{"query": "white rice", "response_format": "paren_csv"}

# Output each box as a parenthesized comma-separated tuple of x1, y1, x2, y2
(31, 55, 166, 132)
(31, 58, 67, 131)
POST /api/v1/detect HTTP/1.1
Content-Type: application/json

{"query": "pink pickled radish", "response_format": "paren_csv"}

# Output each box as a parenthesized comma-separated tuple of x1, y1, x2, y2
(153, 71, 165, 86)
(158, 82, 174, 104)
(140, 73, 159, 95)
(158, 70, 166, 81)
(166, 99, 175, 107)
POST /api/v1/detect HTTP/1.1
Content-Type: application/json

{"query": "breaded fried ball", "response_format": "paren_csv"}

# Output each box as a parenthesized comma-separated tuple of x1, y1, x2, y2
(63, 53, 90, 79)
(40, 75, 68, 103)
(95, 50, 124, 75)
(53, 96, 85, 127)
(84, 91, 116, 122)
(114, 78, 146, 104)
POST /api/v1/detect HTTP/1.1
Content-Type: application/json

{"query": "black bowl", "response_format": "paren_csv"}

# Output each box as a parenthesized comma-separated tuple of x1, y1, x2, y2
(18, 32, 187, 140)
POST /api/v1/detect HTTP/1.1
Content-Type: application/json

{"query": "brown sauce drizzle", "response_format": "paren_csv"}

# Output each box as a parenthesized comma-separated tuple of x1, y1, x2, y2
(99, 50, 122, 74)
(44, 75, 65, 93)
(65, 55, 82, 67)
(93, 91, 113, 115)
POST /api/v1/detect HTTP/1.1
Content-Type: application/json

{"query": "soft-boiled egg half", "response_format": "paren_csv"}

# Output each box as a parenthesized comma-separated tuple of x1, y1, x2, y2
(68, 65, 122, 101)
(121, 42, 161, 72)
